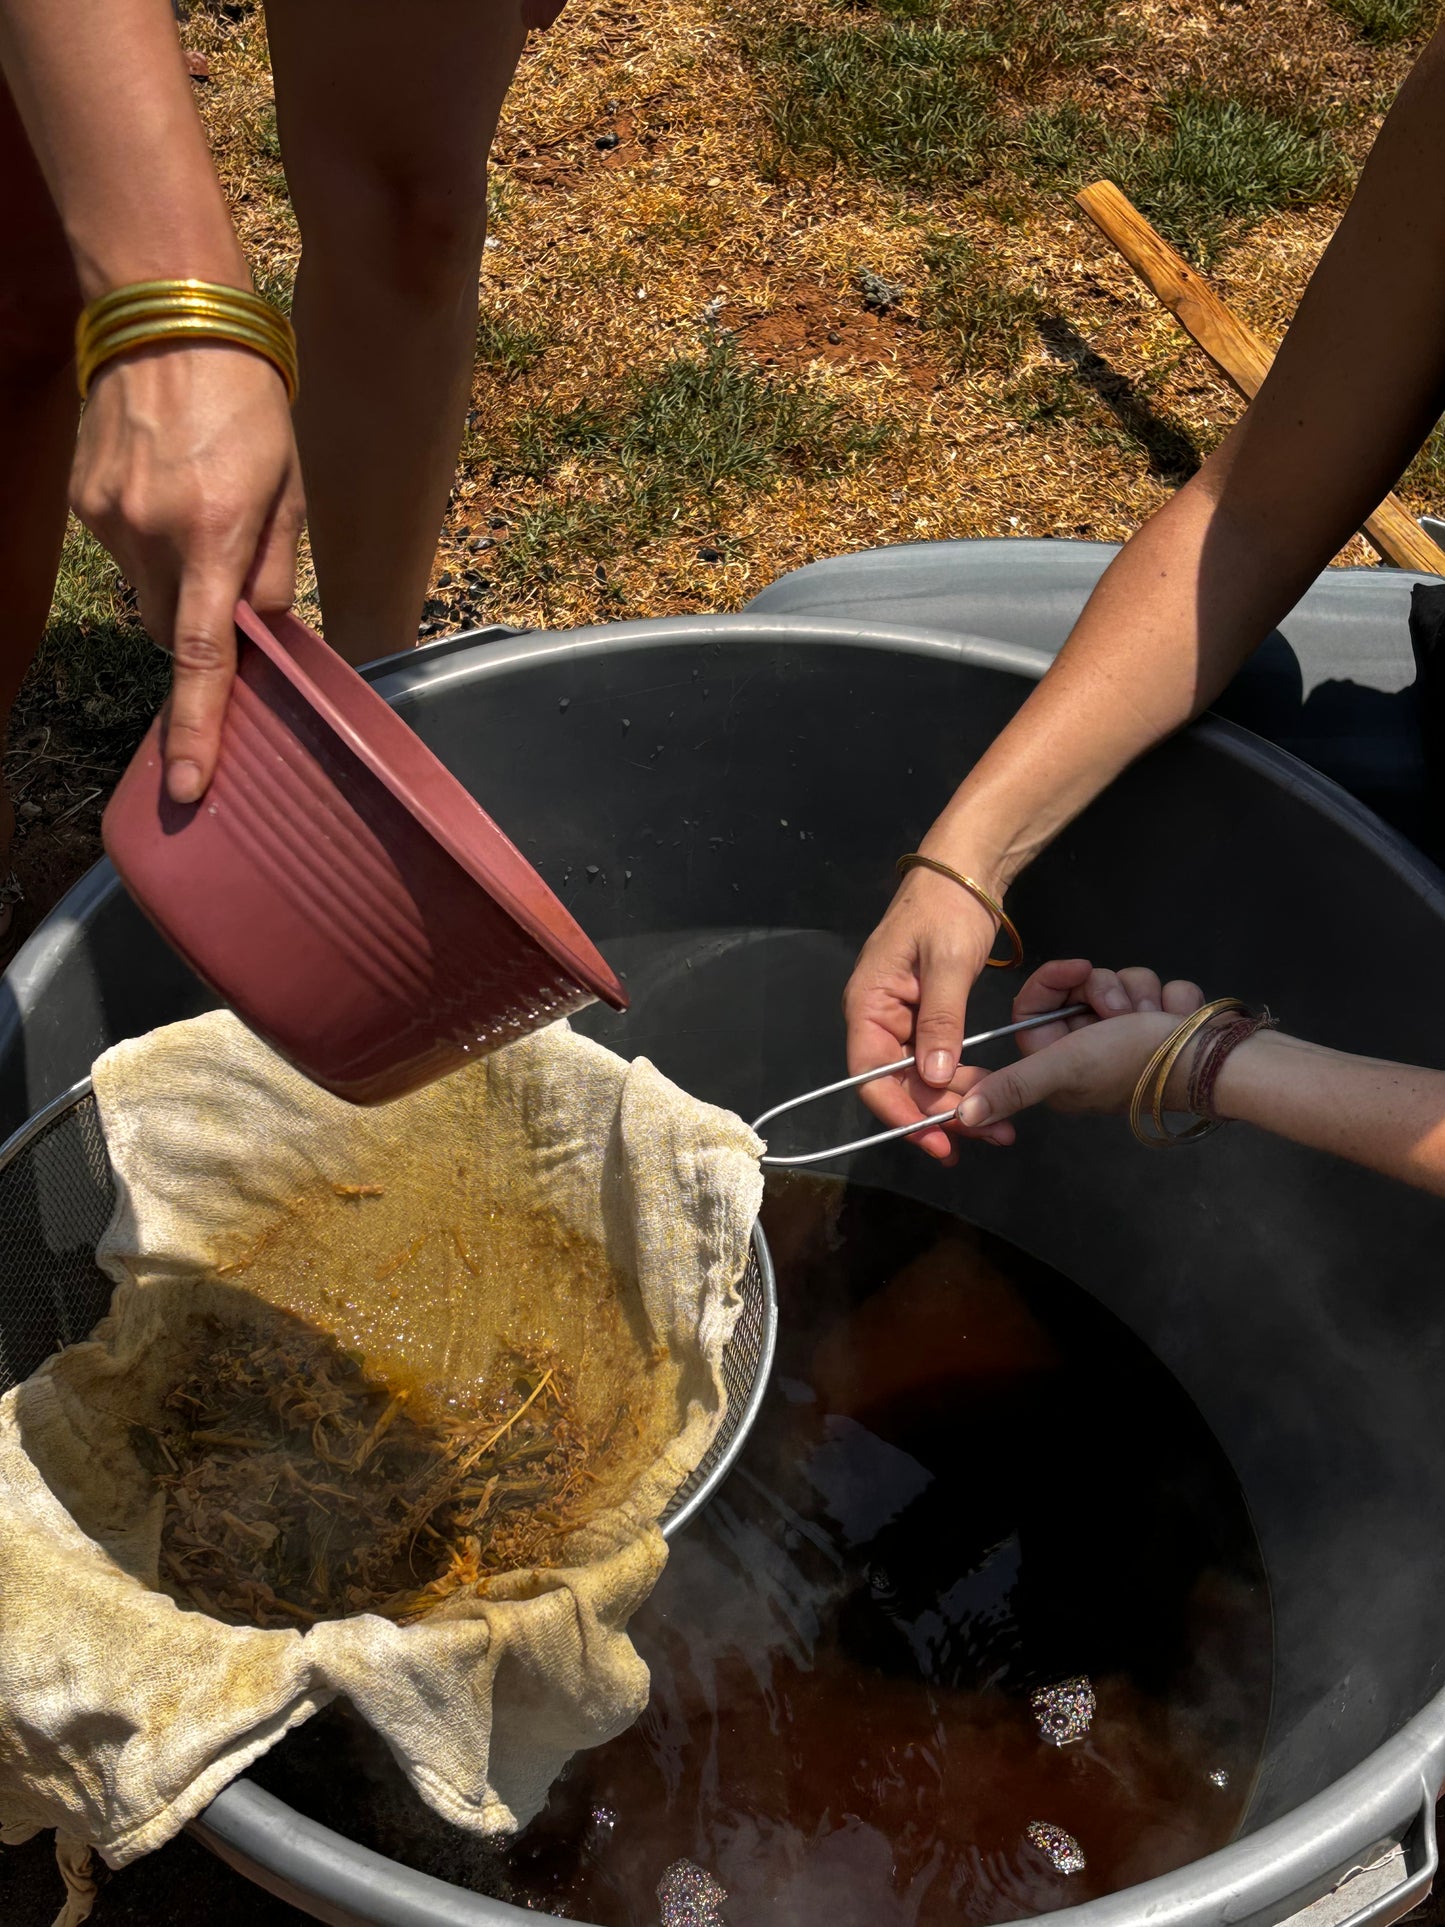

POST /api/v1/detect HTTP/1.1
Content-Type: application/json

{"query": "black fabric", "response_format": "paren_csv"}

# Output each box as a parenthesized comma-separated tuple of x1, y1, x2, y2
(1408, 581, 1445, 854)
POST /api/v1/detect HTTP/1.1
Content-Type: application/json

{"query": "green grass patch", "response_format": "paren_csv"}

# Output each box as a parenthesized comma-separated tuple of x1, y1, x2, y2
(1020, 88, 1348, 261)
(504, 331, 889, 498)
(1328, 0, 1437, 41)
(33, 525, 169, 742)
(755, 0, 1129, 183)
(756, 25, 1001, 183)
(475, 310, 549, 380)
(827, 0, 1121, 66)
(921, 234, 1041, 371)
(1001, 362, 1091, 431)
(485, 333, 890, 601)
(251, 263, 294, 316)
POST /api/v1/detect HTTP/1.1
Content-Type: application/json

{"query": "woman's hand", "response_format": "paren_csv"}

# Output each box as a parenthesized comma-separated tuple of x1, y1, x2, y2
(955, 958, 1206, 1130)
(71, 341, 305, 804)
(843, 867, 1003, 1162)
(843, 885, 1206, 1159)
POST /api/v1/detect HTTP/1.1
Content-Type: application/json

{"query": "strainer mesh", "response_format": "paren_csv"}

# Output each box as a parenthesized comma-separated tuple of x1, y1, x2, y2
(0, 1090, 771, 1530)
(0, 1094, 115, 1397)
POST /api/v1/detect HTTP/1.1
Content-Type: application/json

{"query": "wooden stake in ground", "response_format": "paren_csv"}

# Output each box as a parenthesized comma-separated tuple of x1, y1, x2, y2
(1075, 178, 1445, 578)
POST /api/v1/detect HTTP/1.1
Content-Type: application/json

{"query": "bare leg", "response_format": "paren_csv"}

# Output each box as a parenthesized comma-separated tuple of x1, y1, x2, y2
(265, 0, 528, 665)
(0, 76, 82, 931)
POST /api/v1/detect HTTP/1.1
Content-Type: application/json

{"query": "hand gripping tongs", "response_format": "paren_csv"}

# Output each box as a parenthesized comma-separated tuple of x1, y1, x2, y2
(751, 1005, 1090, 1169)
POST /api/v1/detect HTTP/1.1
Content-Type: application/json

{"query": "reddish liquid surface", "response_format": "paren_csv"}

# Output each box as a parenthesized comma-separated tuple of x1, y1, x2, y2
(259, 1177, 1274, 1924)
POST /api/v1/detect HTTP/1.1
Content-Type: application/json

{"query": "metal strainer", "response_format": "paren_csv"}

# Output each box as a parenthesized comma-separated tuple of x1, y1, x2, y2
(0, 1079, 777, 1538)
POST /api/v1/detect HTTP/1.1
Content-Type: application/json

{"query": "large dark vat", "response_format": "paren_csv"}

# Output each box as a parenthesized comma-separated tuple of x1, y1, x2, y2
(2, 542, 1442, 1927)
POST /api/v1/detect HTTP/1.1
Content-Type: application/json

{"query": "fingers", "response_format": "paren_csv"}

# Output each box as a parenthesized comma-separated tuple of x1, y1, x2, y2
(844, 933, 916, 1084)
(1080, 965, 1193, 1021)
(957, 1047, 1068, 1130)
(857, 1063, 962, 1163)
(67, 344, 307, 806)
(164, 559, 245, 803)
(1013, 958, 1091, 1015)
(905, 875, 998, 1089)
(951, 1063, 1017, 1147)
(1118, 966, 1163, 1013)
(842, 956, 957, 1162)
(1162, 978, 1205, 1016)
(863, 1080, 962, 1162)
(905, 1109, 962, 1165)
(1082, 964, 1137, 1018)
(1013, 958, 1092, 1054)
(245, 478, 304, 617)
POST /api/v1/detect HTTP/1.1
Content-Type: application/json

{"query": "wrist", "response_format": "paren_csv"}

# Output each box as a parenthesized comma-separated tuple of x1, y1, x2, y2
(1159, 1021, 1277, 1118)
(924, 756, 1081, 899)
(1160, 1029, 1204, 1113)
(1209, 1029, 1281, 1122)
(74, 238, 252, 307)
(916, 818, 1018, 901)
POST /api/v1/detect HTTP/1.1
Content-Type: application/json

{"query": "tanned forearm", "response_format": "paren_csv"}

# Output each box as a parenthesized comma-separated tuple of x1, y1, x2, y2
(924, 28, 1445, 896)
(1212, 1032, 1445, 1197)
(0, 0, 246, 295)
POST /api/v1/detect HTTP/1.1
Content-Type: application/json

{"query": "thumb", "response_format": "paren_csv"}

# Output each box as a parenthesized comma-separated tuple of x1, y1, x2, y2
(913, 949, 970, 1090)
(955, 1049, 1068, 1129)
(164, 555, 244, 804)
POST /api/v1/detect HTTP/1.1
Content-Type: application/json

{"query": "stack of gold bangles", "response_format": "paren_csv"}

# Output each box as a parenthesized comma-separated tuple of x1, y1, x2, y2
(1128, 997, 1276, 1148)
(74, 279, 299, 403)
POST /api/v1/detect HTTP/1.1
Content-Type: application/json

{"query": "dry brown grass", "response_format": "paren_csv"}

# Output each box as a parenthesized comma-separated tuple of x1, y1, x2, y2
(56, 0, 1440, 643)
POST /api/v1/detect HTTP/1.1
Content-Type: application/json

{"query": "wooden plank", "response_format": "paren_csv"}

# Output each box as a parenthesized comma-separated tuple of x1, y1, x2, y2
(1074, 177, 1445, 577)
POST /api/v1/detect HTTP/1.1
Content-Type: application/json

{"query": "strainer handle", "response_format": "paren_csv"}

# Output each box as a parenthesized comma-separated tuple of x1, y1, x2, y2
(752, 1005, 1090, 1169)
(0, 1076, 95, 1170)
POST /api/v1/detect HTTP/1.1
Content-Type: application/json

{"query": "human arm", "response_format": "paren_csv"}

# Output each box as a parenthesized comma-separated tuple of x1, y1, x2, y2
(0, 0, 304, 801)
(955, 961, 1445, 1199)
(845, 26, 1445, 1154)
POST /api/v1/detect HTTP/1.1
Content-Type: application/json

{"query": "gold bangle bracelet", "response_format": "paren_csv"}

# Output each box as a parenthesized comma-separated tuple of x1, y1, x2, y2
(78, 317, 297, 394)
(81, 276, 279, 319)
(78, 321, 298, 403)
(75, 280, 298, 403)
(83, 289, 289, 329)
(1127, 998, 1248, 1148)
(895, 853, 1023, 969)
(80, 313, 293, 364)
(77, 299, 297, 397)
(83, 305, 296, 362)
(79, 278, 292, 340)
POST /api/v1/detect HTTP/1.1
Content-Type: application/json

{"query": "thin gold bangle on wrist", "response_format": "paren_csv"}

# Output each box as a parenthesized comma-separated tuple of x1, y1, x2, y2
(895, 853, 1023, 969)
(1127, 998, 1249, 1148)
(75, 278, 298, 403)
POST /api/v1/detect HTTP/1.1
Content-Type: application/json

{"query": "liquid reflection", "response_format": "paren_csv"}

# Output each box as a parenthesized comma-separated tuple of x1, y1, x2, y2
(258, 1176, 1273, 1926)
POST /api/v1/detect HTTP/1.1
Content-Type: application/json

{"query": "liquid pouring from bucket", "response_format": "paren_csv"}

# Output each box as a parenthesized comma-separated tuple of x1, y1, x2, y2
(753, 1005, 1090, 1168)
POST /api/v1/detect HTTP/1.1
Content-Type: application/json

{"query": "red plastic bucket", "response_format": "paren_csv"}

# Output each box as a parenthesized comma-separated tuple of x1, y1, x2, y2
(102, 605, 626, 1103)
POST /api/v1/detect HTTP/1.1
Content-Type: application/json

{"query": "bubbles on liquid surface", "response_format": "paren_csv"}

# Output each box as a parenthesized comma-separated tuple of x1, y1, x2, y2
(1026, 1822, 1087, 1875)
(656, 1858, 727, 1927)
(1031, 1676, 1096, 1747)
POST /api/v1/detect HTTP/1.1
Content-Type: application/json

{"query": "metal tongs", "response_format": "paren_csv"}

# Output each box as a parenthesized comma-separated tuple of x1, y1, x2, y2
(752, 1005, 1090, 1169)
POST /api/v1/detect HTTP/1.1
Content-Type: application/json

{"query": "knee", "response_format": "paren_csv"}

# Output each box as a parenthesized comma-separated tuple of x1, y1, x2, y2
(298, 153, 492, 305)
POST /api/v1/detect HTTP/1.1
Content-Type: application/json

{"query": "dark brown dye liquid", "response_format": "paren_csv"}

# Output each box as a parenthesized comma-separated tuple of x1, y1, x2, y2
(255, 1176, 1274, 1924)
